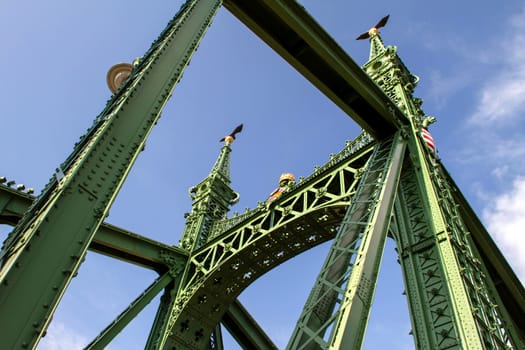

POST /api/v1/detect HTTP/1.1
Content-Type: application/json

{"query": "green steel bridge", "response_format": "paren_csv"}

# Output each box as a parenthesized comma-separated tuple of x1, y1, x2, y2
(0, 1, 523, 349)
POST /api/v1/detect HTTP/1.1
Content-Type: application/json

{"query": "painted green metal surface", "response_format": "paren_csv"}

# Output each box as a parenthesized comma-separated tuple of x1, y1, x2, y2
(223, 0, 408, 140)
(286, 134, 406, 350)
(0, 1, 222, 348)
(1, 1, 524, 349)
(329, 134, 406, 349)
(0, 185, 187, 272)
(287, 18, 524, 350)
(145, 131, 242, 349)
(222, 299, 278, 350)
(85, 272, 173, 349)
(180, 139, 240, 252)
(361, 25, 524, 349)
(157, 135, 375, 349)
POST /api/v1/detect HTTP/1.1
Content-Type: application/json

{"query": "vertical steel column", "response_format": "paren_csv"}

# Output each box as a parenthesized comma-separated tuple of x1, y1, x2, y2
(0, 1, 221, 349)
(287, 132, 406, 350)
(393, 160, 461, 349)
(327, 133, 405, 349)
(392, 127, 524, 349)
(402, 141, 482, 350)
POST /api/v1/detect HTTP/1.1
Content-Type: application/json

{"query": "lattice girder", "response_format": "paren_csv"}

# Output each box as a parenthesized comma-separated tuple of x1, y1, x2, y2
(286, 133, 407, 350)
(393, 160, 462, 349)
(157, 140, 375, 349)
(0, 2, 222, 348)
(390, 133, 524, 349)
(1, 0, 523, 348)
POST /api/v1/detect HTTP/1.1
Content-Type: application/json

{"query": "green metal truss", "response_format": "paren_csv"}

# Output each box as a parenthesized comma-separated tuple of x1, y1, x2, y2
(287, 133, 407, 349)
(1, 1, 524, 349)
(286, 9, 524, 350)
(158, 135, 373, 349)
(0, 1, 222, 348)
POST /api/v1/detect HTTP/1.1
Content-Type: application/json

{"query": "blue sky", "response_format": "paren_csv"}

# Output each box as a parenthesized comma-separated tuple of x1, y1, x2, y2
(1, 1, 524, 349)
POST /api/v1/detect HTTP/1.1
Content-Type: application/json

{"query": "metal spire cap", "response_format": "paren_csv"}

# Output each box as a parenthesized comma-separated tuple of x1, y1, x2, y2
(368, 27, 379, 37)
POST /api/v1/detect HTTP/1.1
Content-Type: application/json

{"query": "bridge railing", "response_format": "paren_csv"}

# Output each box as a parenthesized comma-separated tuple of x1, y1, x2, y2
(208, 132, 374, 239)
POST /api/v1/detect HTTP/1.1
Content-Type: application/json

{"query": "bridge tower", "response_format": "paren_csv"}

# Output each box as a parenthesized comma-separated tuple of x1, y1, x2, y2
(0, 1, 523, 350)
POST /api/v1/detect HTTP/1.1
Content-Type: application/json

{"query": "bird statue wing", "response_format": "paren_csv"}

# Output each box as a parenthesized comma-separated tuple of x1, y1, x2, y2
(219, 123, 243, 142)
(356, 32, 370, 40)
(356, 15, 390, 40)
(375, 15, 389, 29)
(231, 124, 243, 137)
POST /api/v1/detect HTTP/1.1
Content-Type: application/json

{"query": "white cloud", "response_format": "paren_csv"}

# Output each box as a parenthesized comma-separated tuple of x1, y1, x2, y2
(37, 322, 88, 350)
(482, 176, 525, 282)
(491, 165, 509, 179)
(469, 9, 525, 125)
(471, 71, 525, 124)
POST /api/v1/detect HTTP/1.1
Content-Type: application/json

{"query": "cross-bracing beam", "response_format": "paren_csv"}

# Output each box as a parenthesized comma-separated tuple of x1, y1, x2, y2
(2, 0, 524, 348)
(0, 183, 277, 349)
(223, 0, 408, 139)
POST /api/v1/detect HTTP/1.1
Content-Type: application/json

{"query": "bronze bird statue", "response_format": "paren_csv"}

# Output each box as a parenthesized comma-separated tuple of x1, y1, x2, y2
(220, 124, 243, 143)
(356, 15, 389, 40)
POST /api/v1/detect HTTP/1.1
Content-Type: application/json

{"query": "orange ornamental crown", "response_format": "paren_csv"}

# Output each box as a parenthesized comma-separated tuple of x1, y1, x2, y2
(279, 173, 295, 183)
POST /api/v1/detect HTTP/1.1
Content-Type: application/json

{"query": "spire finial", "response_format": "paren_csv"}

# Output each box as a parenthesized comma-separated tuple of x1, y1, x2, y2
(219, 124, 243, 144)
(356, 15, 390, 41)
(357, 15, 390, 61)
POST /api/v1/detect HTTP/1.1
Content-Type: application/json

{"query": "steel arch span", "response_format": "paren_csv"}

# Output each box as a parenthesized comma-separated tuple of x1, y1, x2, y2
(0, 1, 523, 349)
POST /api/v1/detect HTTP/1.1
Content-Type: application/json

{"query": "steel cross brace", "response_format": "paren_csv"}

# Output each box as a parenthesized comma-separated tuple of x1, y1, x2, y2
(0, 184, 280, 350)
(146, 137, 376, 349)
(1, 0, 524, 349)
(0, 1, 222, 348)
(286, 132, 406, 350)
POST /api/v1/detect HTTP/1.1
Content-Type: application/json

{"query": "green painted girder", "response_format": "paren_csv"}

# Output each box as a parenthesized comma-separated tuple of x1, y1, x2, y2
(286, 134, 406, 350)
(85, 272, 174, 350)
(0, 1, 222, 349)
(0, 184, 33, 226)
(440, 165, 525, 340)
(429, 164, 524, 348)
(0, 184, 280, 350)
(222, 299, 278, 350)
(0, 131, 375, 350)
(157, 135, 376, 349)
(0, 184, 186, 272)
(4, 156, 522, 333)
(384, 109, 525, 349)
(223, 0, 408, 140)
(1, 1, 523, 348)
(208, 133, 374, 239)
(0, 136, 375, 350)
(329, 134, 406, 349)
(91, 223, 186, 272)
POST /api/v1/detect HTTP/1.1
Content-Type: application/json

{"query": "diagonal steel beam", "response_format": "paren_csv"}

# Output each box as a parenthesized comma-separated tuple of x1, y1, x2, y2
(223, 0, 408, 139)
(222, 299, 278, 350)
(0, 184, 186, 271)
(0, 184, 279, 349)
(85, 272, 173, 350)
(440, 165, 525, 340)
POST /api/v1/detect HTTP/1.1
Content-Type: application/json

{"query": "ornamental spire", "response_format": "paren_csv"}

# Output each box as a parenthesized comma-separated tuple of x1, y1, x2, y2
(356, 15, 389, 60)
(213, 123, 243, 180)
(180, 124, 242, 251)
